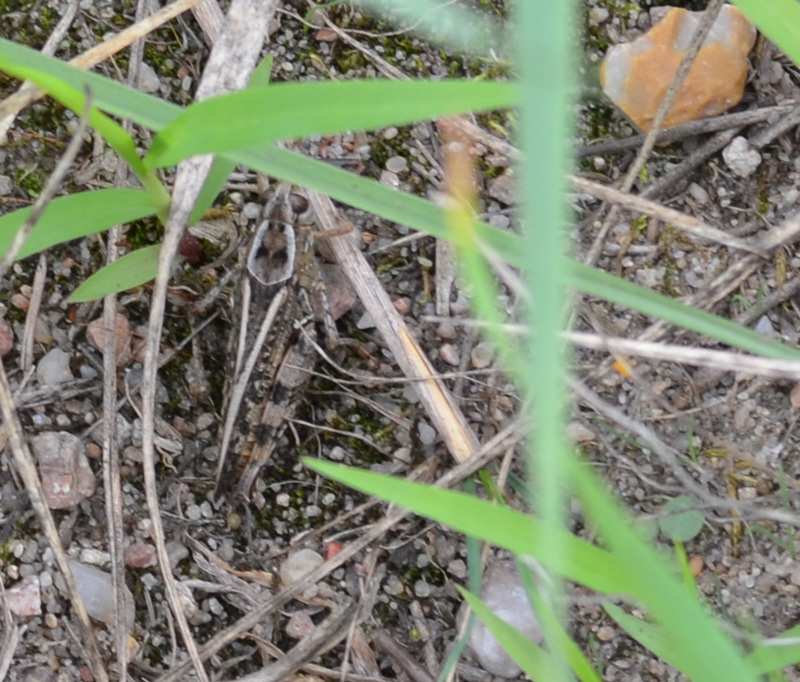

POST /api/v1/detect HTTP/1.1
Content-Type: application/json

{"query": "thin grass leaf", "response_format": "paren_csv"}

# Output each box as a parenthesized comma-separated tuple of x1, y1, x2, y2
(458, 587, 565, 682)
(0, 38, 181, 131)
(350, 0, 508, 59)
(566, 261, 800, 362)
(519, 571, 601, 682)
(0, 189, 159, 261)
(145, 81, 516, 168)
(304, 459, 628, 595)
(747, 625, 800, 675)
(0, 57, 169, 209)
(188, 56, 276, 226)
(731, 0, 800, 69)
(570, 461, 758, 682)
(69, 245, 161, 302)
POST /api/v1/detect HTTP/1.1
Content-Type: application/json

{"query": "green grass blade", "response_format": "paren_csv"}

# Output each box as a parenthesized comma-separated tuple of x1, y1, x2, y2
(0, 38, 181, 130)
(459, 587, 565, 682)
(187, 56, 276, 226)
(731, 0, 800, 68)
(350, 0, 508, 58)
(0, 189, 159, 261)
(69, 245, 161, 302)
(747, 625, 800, 675)
(566, 261, 800, 362)
(0, 57, 169, 209)
(570, 460, 758, 682)
(145, 81, 516, 168)
(304, 459, 628, 595)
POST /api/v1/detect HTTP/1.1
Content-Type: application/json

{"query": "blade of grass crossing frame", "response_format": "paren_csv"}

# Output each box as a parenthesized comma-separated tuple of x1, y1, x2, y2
(516, 1, 574, 679)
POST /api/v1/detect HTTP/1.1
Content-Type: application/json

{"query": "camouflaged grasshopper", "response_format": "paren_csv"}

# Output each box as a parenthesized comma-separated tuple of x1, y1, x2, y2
(214, 184, 323, 502)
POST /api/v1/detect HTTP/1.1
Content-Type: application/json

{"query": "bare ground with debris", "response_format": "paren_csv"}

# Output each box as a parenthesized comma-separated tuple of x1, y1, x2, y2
(3, 1, 800, 681)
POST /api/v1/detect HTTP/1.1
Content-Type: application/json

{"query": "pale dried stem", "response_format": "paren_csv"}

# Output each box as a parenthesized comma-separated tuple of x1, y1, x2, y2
(138, 1, 276, 680)
(308, 192, 481, 463)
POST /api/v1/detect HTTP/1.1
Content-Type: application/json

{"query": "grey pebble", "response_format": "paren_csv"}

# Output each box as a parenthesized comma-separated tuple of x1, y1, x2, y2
(385, 155, 408, 173)
(417, 421, 437, 446)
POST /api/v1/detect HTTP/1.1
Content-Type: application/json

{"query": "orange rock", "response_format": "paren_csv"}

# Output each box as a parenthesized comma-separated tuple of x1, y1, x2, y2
(600, 6, 756, 131)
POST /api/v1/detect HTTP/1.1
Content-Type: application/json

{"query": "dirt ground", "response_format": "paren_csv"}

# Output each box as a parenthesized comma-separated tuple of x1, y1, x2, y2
(2, 0, 800, 681)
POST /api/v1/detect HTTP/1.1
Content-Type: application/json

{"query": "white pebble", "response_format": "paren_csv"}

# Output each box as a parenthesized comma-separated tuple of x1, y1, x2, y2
(722, 136, 761, 178)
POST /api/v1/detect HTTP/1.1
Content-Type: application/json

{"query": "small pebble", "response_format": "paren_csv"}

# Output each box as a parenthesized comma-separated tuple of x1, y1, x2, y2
(383, 127, 399, 140)
(280, 549, 324, 587)
(687, 182, 709, 205)
(6, 575, 41, 617)
(596, 625, 615, 642)
(468, 560, 542, 678)
(722, 136, 762, 178)
(286, 611, 315, 639)
(414, 580, 431, 598)
(417, 421, 437, 446)
(0, 316, 13, 356)
(37, 347, 74, 385)
(10, 293, 29, 310)
(470, 341, 494, 369)
(138, 62, 161, 93)
(439, 343, 460, 366)
(68, 560, 135, 628)
(437, 321, 458, 340)
(385, 155, 408, 174)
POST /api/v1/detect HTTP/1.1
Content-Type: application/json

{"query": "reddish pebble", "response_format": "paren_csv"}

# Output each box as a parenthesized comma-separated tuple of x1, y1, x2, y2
(315, 28, 338, 42)
(85, 443, 102, 460)
(791, 383, 800, 410)
(172, 416, 197, 438)
(80, 666, 94, 682)
(86, 313, 133, 366)
(689, 555, 704, 577)
(326, 542, 343, 560)
(10, 293, 29, 310)
(601, 6, 756, 131)
(124, 542, 158, 568)
(392, 297, 412, 315)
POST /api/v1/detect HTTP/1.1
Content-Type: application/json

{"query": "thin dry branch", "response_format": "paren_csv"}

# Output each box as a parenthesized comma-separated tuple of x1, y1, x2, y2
(307, 192, 481, 464)
(138, 2, 276, 680)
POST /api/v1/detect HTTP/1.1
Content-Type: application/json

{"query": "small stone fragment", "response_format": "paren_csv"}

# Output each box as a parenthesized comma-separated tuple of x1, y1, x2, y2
(138, 62, 161, 93)
(37, 347, 74, 385)
(600, 6, 756, 131)
(280, 549, 324, 586)
(86, 313, 134, 366)
(10, 293, 29, 310)
(470, 341, 495, 369)
(722, 136, 761, 178)
(687, 182, 709, 205)
(596, 625, 616, 642)
(6, 575, 42, 617)
(0, 174, 12, 196)
(124, 542, 157, 568)
(468, 560, 542, 678)
(487, 172, 514, 205)
(67, 560, 135, 629)
(439, 343, 460, 366)
(0, 316, 13, 356)
(286, 611, 315, 639)
(385, 155, 408, 174)
(33, 316, 52, 345)
(31, 432, 96, 509)
(566, 421, 596, 443)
